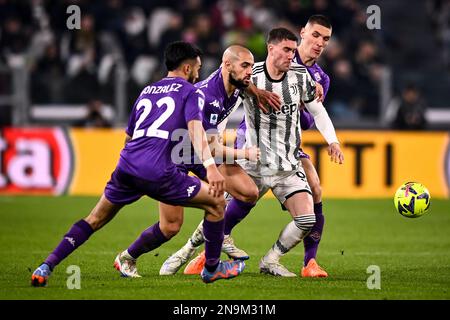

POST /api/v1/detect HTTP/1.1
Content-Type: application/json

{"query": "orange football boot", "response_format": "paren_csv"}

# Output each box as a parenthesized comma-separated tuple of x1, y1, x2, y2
(301, 258, 328, 278)
(183, 250, 206, 275)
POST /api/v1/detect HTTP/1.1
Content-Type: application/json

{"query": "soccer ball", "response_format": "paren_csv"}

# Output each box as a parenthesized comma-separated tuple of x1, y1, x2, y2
(394, 182, 431, 218)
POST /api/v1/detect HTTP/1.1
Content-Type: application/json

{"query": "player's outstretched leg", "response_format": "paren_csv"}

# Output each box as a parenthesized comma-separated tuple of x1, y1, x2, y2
(301, 158, 328, 277)
(31, 194, 123, 287)
(260, 193, 316, 277)
(114, 221, 169, 278)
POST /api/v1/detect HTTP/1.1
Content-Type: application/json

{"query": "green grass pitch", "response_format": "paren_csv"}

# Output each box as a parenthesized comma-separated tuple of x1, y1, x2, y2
(0, 196, 449, 300)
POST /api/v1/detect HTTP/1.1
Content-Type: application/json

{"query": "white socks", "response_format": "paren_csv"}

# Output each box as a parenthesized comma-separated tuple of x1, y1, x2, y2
(265, 214, 316, 262)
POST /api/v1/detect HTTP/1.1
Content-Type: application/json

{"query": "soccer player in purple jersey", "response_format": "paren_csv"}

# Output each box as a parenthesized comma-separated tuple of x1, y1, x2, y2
(30, 41, 245, 286)
(292, 15, 334, 277)
(113, 45, 263, 277)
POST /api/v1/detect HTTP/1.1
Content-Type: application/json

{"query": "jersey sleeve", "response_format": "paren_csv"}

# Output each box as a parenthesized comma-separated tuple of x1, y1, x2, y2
(201, 95, 220, 132)
(300, 109, 315, 130)
(302, 72, 317, 103)
(184, 88, 204, 124)
(321, 72, 330, 99)
(125, 101, 138, 136)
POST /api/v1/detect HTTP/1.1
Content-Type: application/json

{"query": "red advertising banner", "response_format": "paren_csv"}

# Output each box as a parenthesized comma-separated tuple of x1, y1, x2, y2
(0, 127, 73, 195)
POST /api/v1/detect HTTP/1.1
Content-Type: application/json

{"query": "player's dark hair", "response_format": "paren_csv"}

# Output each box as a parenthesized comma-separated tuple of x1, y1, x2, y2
(164, 41, 203, 71)
(307, 15, 332, 29)
(267, 28, 298, 45)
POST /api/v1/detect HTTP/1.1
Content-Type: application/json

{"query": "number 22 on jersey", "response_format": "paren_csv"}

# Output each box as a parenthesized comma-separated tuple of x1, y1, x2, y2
(132, 97, 175, 140)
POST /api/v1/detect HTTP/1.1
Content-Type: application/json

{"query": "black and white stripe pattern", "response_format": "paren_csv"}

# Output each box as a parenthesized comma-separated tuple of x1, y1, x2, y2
(243, 61, 316, 172)
(294, 214, 316, 232)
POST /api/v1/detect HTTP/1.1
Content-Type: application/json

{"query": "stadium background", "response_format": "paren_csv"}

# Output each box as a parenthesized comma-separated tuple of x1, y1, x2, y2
(1, 0, 449, 198)
(0, 0, 449, 301)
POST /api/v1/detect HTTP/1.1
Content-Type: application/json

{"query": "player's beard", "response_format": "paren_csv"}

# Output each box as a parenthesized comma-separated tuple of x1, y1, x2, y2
(187, 71, 198, 84)
(229, 72, 249, 89)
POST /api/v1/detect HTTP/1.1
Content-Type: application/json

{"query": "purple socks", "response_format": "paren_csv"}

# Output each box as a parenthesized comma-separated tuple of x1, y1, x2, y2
(303, 202, 325, 266)
(224, 199, 255, 235)
(45, 219, 94, 270)
(127, 222, 168, 259)
(203, 218, 224, 271)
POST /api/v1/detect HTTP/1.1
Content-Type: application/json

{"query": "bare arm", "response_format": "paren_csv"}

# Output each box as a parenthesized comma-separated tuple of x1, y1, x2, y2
(188, 120, 225, 196)
(207, 134, 260, 162)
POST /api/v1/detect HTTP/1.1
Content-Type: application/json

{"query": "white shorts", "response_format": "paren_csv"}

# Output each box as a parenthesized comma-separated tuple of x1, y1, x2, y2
(246, 168, 312, 205)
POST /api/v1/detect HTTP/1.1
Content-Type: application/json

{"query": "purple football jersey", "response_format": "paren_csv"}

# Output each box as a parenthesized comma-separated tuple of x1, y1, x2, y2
(118, 76, 204, 181)
(195, 68, 241, 132)
(293, 50, 330, 98)
(179, 68, 242, 165)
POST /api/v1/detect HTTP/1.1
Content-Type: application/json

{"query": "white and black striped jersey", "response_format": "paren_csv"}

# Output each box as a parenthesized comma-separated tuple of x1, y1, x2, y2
(242, 61, 316, 175)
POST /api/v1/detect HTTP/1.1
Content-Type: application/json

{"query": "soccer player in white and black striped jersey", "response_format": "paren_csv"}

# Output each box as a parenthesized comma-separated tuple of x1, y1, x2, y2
(165, 28, 344, 277)
(236, 27, 344, 276)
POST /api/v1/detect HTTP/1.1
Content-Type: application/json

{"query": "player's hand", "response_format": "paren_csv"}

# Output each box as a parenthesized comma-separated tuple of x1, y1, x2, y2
(315, 82, 324, 102)
(206, 166, 225, 197)
(328, 142, 344, 164)
(255, 88, 281, 113)
(245, 146, 261, 162)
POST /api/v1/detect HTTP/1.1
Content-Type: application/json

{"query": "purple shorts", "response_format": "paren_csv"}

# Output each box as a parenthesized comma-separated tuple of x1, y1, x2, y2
(104, 167, 201, 206)
(297, 148, 310, 160)
(177, 163, 207, 181)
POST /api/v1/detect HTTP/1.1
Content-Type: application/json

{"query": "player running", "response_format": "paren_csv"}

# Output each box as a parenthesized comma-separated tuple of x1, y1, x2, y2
(165, 27, 343, 276)
(246, 14, 333, 277)
(30, 41, 245, 286)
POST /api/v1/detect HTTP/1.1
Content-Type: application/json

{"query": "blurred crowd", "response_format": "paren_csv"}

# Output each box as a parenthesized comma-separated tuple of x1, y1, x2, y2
(0, 0, 444, 127)
(426, 0, 450, 70)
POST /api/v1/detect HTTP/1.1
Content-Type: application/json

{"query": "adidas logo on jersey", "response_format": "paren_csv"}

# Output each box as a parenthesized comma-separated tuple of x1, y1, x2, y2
(187, 185, 197, 197)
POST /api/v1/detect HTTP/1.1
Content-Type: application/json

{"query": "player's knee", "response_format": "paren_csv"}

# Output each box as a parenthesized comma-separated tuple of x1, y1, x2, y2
(294, 214, 316, 234)
(84, 215, 102, 231)
(208, 197, 226, 219)
(237, 186, 259, 204)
